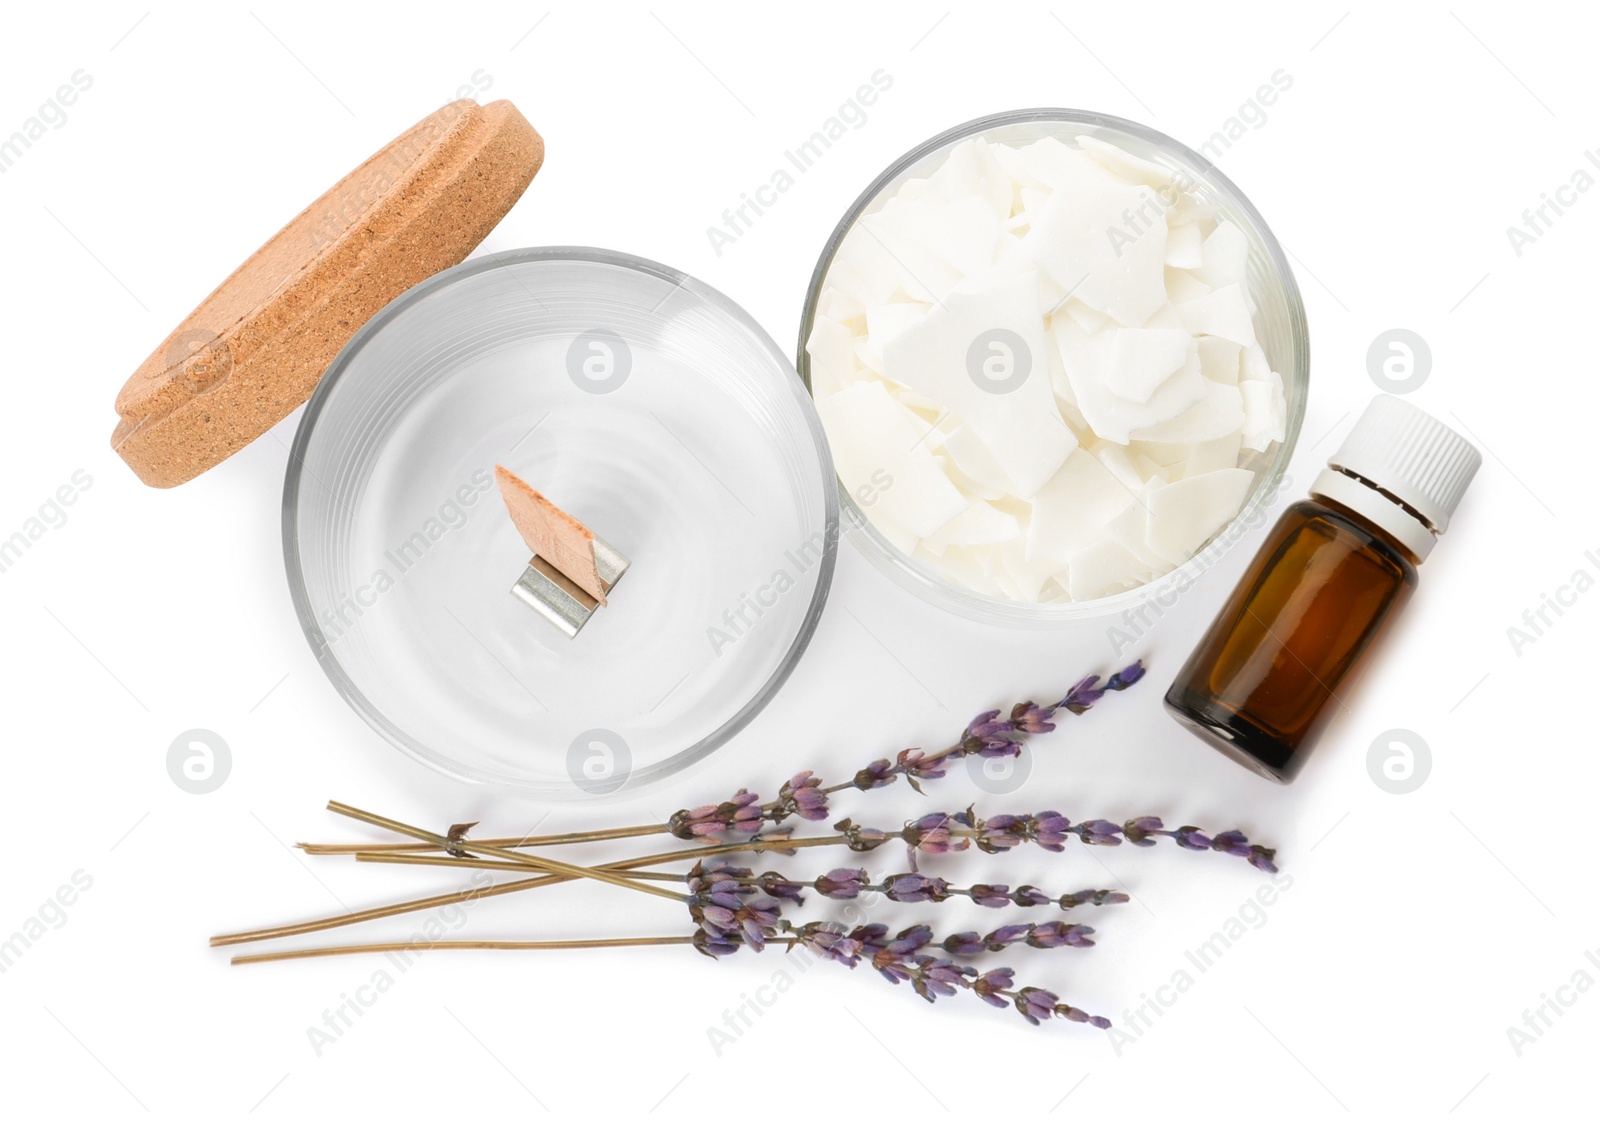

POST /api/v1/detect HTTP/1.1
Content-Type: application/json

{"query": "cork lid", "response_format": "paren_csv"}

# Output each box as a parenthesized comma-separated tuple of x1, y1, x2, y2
(112, 99, 544, 488)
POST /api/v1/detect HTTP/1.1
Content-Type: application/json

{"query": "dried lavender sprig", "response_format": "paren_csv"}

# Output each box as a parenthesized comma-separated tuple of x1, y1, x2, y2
(670, 661, 1147, 837)
(784, 921, 1110, 1028)
(836, 810, 1278, 873)
(230, 925, 1107, 1027)
(680, 862, 1128, 913)
(685, 864, 1100, 961)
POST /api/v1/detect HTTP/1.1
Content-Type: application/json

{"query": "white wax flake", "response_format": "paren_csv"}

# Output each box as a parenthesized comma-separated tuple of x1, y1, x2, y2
(1000, 545, 1064, 602)
(1045, 341, 1092, 436)
(821, 288, 865, 325)
(1165, 267, 1211, 305)
(1061, 300, 1109, 335)
(1131, 380, 1245, 444)
(935, 545, 1006, 596)
(808, 131, 1289, 603)
(865, 302, 932, 357)
(1055, 320, 1206, 443)
(1107, 328, 1193, 404)
(1025, 168, 1170, 327)
(1025, 448, 1136, 562)
(852, 337, 883, 374)
(1145, 467, 1254, 564)
(1068, 537, 1151, 600)
(828, 229, 904, 307)
(1198, 336, 1242, 385)
(876, 519, 920, 555)
(1185, 432, 1243, 475)
(1198, 221, 1249, 289)
(888, 381, 949, 420)
(927, 138, 1013, 220)
(1129, 438, 1192, 479)
(883, 271, 1076, 498)
(919, 195, 1007, 278)
(1240, 342, 1273, 382)
(816, 382, 967, 538)
(805, 316, 860, 399)
(1165, 223, 1204, 269)
(965, 243, 1070, 315)
(924, 498, 1020, 550)
(854, 208, 964, 304)
(1106, 497, 1170, 570)
(1076, 134, 1178, 191)
(1176, 283, 1256, 346)
(936, 423, 1015, 497)
(1240, 374, 1287, 452)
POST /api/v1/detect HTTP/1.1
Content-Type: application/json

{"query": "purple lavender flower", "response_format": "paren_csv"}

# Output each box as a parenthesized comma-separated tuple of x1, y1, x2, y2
(850, 924, 890, 954)
(1058, 1004, 1112, 1029)
(814, 868, 869, 899)
(1106, 662, 1146, 691)
(1061, 889, 1130, 909)
(834, 818, 891, 852)
(792, 922, 862, 966)
(1122, 815, 1164, 845)
(670, 802, 726, 839)
(1060, 675, 1105, 714)
(883, 873, 950, 903)
(868, 925, 936, 984)
(896, 748, 947, 791)
(852, 759, 896, 790)
(1030, 811, 1072, 851)
(911, 957, 974, 1002)
(1026, 921, 1095, 949)
(1246, 846, 1279, 874)
(972, 967, 1014, 1008)
(777, 771, 829, 822)
(964, 709, 1002, 736)
(1211, 829, 1253, 858)
(1060, 660, 1145, 715)
(1011, 885, 1050, 907)
(901, 811, 971, 855)
(942, 931, 986, 956)
(692, 928, 743, 958)
(1073, 818, 1123, 846)
(755, 872, 805, 902)
(734, 898, 782, 951)
(965, 710, 1016, 756)
(726, 790, 764, 834)
(669, 789, 765, 839)
(984, 924, 1032, 951)
(976, 813, 1025, 853)
(1174, 825, 1213, 850)
(1009, 702, 1057, 734)
(1015, 986, 1059, 1025)
(970, 883, 1012, 908)
(884, 925, 934, 955)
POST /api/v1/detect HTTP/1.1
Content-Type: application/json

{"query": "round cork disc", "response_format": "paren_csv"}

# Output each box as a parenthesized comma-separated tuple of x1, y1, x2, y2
(112, 99, 544, 488)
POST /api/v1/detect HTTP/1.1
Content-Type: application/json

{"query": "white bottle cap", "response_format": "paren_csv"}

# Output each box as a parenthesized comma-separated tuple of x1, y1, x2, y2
(1310, 395, 1481, 561)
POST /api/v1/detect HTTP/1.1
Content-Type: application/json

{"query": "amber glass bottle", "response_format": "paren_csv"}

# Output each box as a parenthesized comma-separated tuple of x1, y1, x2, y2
(1165, 396, 1480, 783)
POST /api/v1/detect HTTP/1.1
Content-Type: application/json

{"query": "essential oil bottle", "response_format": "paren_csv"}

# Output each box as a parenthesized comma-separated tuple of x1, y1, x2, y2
(1165, 395, 1481, 783)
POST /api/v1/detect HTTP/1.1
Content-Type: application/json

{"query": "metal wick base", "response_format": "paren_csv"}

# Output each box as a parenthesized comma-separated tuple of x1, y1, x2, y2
(509, 536, 630, 638)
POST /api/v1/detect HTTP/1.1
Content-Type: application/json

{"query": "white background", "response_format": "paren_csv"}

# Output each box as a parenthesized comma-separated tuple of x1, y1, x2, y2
(1, 2, 1593, 1120)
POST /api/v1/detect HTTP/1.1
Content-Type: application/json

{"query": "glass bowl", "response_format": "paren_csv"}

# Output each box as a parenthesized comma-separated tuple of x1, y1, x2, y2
(797, 108, 1309, 626)
(285, 247, 838, 796)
